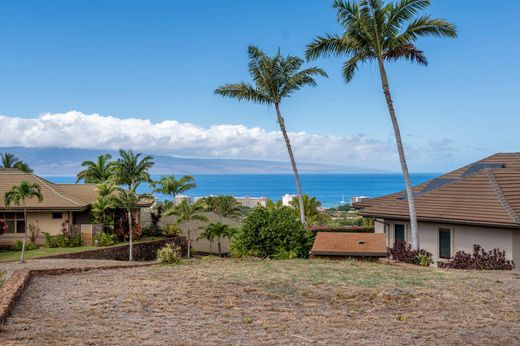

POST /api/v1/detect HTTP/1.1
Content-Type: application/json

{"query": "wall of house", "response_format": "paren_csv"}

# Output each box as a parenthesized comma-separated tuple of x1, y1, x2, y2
(0, 211, 68, 246)
(376, 219, 516, 265)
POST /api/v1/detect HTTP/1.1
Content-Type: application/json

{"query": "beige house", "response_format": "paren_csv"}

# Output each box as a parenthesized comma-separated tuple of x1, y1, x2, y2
(0, 168, 151, 246)
(355, 153, 520, 266)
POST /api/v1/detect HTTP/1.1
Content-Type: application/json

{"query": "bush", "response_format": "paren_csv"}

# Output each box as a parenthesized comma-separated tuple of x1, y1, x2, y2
(28, 222, 41, 243)
(93, 232, 118, 247)
(0, 219, 8, 235)
(157, 243, 182, 264)
(10, 241, 38, 251)
(438, 244, 515, 270)
(164, 223, 182, 237)
(43, 232, 82, 248)
(389, 241, 433, 267)
(230, 207, 309, 259)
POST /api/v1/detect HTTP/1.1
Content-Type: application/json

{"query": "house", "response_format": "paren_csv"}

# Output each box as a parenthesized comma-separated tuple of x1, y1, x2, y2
(0, 168, 153, 246)
(354, 153, 520, 266)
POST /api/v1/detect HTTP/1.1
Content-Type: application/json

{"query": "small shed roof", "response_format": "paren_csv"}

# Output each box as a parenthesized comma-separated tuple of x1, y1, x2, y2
(310, 232, 387, 257)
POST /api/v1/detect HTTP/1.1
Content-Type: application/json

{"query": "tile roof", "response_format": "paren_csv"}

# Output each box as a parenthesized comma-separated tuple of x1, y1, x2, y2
(310, 232, 387, 257)
(356, 153, 520, 228)
(0, 169, 153, 210)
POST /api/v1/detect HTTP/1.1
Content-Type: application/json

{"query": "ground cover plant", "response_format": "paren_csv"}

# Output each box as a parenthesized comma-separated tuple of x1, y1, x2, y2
(389, 241, 433, 267)
(439, 244, 515, 270)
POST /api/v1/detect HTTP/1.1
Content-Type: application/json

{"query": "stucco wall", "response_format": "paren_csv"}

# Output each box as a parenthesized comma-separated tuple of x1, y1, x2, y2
(376, 219, 516, 264)
(0, 211, 68, 246)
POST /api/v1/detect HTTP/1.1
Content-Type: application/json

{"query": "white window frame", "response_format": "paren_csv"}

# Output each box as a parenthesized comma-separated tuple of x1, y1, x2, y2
(437, 226, 454, 259)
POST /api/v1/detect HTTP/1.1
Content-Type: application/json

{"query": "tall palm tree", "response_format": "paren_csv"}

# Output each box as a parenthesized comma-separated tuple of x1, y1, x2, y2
(215, 46, 328, 225)
(0, 153, 33, 173)
(197, 226, 216, 255)
(290, 194, 326, 226)
(113, 149, 155, 260)
(205, 196, 241, 221)
(306, 0, 456, 249)
(76, 154, 114, 183)
(166, 200, 208, 258)
(203, 222, 235, 257)
(4, 181, 43, 263)
(153, 175, 196, 205)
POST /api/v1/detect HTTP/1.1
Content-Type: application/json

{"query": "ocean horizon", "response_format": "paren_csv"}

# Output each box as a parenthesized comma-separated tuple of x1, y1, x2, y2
(46, 173, 438, 208)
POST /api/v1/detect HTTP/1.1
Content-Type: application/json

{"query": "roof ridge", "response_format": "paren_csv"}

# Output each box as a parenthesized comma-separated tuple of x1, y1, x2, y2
(486, 169, 520, 224)
(32, 175, 84, 207)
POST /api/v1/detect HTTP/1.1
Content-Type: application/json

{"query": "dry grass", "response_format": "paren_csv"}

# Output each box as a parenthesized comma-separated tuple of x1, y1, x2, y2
(2, 258, 520, 345)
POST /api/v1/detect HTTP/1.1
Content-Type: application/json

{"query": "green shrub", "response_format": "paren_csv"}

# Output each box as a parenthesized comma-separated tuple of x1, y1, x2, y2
(164, 223, 182, 237)
(43, 232, 82, 248)
(230, 206, 309, 259)
(157, 244, 182, 264)
(93, 232, 118, 247)
(10, 241, 38, 251)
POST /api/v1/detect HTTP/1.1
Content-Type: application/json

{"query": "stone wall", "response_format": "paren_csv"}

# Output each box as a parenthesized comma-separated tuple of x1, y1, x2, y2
(44, 237, 187, 261)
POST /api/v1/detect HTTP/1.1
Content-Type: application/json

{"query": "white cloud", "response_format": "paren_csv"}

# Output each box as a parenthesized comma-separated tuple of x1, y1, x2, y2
(0, 111, 398, 166)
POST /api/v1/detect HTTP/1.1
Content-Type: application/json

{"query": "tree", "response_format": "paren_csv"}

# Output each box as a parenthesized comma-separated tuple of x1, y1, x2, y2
(197, 226, 216, 255)
(76, 154, 114, 183)
(165, 200, 208, 258)
(203, 222, 235, 257)
(215, 46, 327, 224)
(4, 181, 43, 263)
(91, 182, 118, 232)
(153, 175, 196, 204)
(113, 149, 154, 260)
(0, 153, 33, 173)
(204, 195, 241, 221)
(266, 199, 283, 209)
(306, 0, 456, 249)
(290, 194, 327, 225)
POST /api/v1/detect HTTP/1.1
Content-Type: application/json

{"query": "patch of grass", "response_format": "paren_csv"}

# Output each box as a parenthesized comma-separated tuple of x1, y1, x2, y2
(0, 246, 98, 262)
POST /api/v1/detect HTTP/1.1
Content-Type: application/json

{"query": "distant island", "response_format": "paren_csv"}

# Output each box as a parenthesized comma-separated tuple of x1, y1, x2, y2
(0, 147, 381, 175)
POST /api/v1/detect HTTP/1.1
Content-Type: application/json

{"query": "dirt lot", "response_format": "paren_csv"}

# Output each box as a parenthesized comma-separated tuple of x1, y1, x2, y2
(2, 258, 520, 345)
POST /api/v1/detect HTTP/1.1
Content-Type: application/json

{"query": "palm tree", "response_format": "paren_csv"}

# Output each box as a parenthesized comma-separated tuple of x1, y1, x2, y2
(197, 226, 216, 255)
(76, 154, 114, 183)
(215, 46, 328, 225)
(266, 199, 283, 209)
(165, 200, 208, 258)
(92, 182, 117, 232)
(290, 194, 326, 225)
(0, 153, 33, 173)
(306, 0, 456, 250)
(207, 196, 241, 221)
(4, 181, 43, 263)
(113, 149, 155, 260)
(203, 222, 235, 257)
(153, 175, 196, 205)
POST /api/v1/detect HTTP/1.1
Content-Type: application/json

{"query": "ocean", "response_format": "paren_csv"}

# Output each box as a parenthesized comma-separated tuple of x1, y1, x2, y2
(46, 173, 437, 208)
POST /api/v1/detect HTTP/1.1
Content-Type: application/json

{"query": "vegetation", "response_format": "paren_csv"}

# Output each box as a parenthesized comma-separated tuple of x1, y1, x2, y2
(156, 243, 182, 264)
(389, 241, 433, 267)
(0, 245, 99, 262)
(306, 0, 456, 249)
(10, 240, 38, 251)
(91, 182, 118, 232)
(290, 194, 329, 225)
(153, 175, 196, 202)
(4, 180, 43, 262)
(203, 195, 241, 220)
(43, 220, 82, 248)
(200, 222, 236, 256)
(0, 218, 8, 235)
(0, 152, 33, 173)
(113, 149, 154, 261)
(230, 206, 309, 259)
(93, 232, 119, 247)
(165, 200, 208, 258)
(215, 45, 327, 225)
(76, 153, 115, 183)
(438, 245, 515, 270)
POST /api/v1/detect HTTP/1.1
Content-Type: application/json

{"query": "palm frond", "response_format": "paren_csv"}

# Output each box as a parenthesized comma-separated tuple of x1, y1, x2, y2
(215, 82, 272, 104)
(384, 43, 427, 65)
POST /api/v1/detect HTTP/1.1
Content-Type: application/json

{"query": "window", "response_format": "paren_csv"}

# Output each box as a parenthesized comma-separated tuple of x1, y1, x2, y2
(52, 212, 63, 219)
(394, 224, 405, 243)
(2, 212, 26, 233)
(439, 228, 451, 259)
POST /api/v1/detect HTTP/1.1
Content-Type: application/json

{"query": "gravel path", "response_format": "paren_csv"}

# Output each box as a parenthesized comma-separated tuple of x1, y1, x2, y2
(1, 259, 519, 345)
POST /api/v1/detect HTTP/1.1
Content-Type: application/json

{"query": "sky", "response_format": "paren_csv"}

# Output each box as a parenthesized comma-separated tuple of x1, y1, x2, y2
(0, 0, 518, 172)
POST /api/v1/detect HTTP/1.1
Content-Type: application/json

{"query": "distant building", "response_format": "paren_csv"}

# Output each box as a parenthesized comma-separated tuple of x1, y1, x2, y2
(282, 194, 296, 206)
(174, 195, 194, 205)
(350, 196, 368, 205)
(235, 196, 268, 208)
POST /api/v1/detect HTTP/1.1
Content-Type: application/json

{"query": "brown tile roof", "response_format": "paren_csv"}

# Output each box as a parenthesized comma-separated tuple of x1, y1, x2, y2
(310, 232, 387, 257)
(356, 153, 520, 228)
(0, 169, 153, 210)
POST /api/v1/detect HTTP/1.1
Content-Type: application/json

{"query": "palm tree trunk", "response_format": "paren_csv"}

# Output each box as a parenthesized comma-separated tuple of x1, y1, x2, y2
(128, 209, 133, 261)
(209, 240, 213, 255)
(218, 235, 222, 257)
(377, 58, 419, 250)
(20, 206, 28, 263)
(187, 221, 191, 259)
(274, 103, 306, 224)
